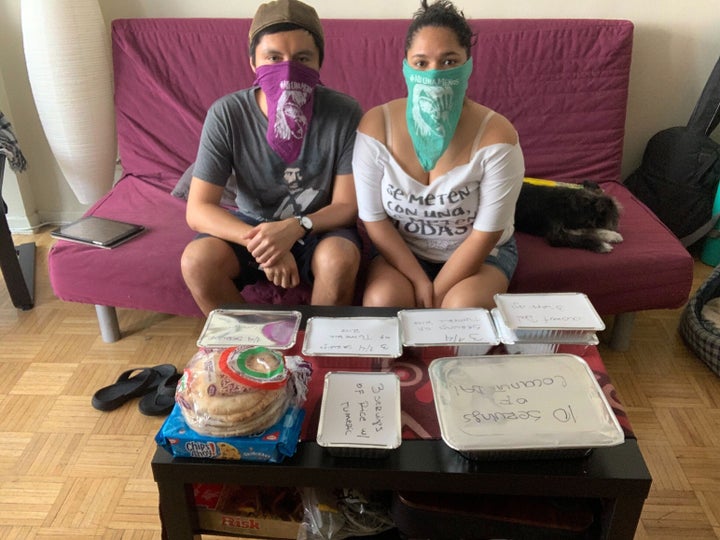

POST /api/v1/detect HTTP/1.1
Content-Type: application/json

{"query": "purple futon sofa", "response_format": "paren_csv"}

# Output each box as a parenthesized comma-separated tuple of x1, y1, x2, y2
(48, 18, 693, 348)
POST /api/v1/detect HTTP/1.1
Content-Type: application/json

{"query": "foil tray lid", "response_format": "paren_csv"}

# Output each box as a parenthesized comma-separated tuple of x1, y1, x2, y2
(302, 316, 402, 357)
(317, 371, 401, 450)
(493, 293, 605, 332)
(197, 309, 301, 349)
(398, 308, 500, 347)
(429, 354, 624, 452)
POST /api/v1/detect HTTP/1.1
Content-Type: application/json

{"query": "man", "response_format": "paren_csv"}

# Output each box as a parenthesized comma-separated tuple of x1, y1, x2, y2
(181, 0, 363, 316)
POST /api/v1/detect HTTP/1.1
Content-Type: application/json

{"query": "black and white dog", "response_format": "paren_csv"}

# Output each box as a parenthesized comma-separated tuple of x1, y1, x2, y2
(515, 180, 623, 253)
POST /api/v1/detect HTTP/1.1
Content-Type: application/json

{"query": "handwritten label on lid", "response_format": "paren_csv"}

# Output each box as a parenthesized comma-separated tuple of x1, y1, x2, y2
(429, 354, 623, 451)
(399, 308, 499, 346)
(317, 372, 401, 449)
(302, 317, 402, 357)
(494, 293, 604, 331)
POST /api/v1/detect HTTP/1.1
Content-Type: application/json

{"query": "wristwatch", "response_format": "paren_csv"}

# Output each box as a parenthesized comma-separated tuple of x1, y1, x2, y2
(296, 215, 313, 237)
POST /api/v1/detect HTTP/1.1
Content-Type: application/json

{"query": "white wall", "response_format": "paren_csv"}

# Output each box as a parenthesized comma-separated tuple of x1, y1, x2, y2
(1, 0, 719, 230)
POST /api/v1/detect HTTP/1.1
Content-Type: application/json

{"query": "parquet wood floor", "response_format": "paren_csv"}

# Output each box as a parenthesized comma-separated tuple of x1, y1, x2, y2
(1, 228, 718, 539)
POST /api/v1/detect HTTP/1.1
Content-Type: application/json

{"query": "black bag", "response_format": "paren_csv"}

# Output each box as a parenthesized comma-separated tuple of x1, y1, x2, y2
(625, 55, 720, 247)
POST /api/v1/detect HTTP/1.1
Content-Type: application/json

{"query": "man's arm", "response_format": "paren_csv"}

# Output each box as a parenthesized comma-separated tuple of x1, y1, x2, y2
(186, 176, 253, 246)
(246, 172, 358, 266)
(304, 172, 358, 232)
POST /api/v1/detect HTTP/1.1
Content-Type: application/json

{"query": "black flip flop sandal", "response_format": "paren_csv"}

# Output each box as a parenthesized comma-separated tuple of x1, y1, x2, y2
(91, 367, 157, 411)
(139, 371, 182, 416)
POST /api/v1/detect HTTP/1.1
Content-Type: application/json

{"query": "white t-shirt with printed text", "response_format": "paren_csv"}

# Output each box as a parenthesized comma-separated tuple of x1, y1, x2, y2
(353, 128, 524, 263)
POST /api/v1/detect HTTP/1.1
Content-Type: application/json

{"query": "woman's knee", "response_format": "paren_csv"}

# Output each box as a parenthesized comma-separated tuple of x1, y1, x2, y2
(362, 282, 390, 307)
(362, 265, 414, 307)
(441, 268, 509, 309)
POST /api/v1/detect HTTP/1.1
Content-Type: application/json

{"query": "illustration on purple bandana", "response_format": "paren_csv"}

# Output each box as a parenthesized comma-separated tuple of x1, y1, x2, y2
(254, 61, 320, 163)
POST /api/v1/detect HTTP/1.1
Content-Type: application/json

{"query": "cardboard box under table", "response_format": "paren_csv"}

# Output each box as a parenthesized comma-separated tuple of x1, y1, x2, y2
(192, 483, 303, 538)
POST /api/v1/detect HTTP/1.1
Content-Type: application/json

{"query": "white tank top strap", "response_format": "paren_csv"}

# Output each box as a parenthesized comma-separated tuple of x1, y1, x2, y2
(382, 103, 393, 151)
(471, 110, 496, 154)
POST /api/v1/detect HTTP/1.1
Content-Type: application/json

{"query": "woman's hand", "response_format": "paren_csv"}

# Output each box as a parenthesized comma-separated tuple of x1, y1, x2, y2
(412, 276, 435, 308)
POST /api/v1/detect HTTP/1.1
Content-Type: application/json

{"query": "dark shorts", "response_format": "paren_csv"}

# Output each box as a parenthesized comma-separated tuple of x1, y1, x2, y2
(196, 215, 362, 289)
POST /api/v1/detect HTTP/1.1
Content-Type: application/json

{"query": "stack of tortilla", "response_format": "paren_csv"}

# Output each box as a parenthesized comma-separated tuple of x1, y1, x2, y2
(176, 347, 289, 437)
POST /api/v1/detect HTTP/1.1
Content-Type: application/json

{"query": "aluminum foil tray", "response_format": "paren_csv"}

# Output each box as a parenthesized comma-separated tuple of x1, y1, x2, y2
(197, 309, 301, 349)
(429, 354, 624, 460)
(317, 372, 401, 457)
(302, 316, 402, 358)
(398, 308, 500, 347)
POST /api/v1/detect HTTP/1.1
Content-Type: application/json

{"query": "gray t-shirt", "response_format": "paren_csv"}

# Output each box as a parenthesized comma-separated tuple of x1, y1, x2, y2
(194, 86, 362, 221)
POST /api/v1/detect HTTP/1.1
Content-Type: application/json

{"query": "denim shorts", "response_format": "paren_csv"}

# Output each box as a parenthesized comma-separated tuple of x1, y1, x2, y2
(372, 236, 519, 282)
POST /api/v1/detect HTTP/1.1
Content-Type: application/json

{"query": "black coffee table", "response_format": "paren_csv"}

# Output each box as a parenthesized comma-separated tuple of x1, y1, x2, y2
(152, 305, 651, 540)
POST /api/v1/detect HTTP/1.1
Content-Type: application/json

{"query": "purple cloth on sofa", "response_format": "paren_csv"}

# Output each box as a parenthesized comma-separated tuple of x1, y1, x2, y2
(48, 18, 693, 319)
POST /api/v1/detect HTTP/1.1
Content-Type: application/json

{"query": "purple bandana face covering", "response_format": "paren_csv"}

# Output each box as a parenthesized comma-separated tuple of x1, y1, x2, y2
(254, 61, 320, 164)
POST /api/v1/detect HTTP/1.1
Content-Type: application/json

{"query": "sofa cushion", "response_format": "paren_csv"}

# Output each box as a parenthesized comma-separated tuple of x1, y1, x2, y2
(48, 173, 311, 315)
(171, 162, 239, 208)
(49, 174, 201, 316)
(511, 181, 693, 314)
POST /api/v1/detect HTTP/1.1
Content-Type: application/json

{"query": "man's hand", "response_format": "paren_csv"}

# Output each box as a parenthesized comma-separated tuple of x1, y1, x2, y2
(244, 219, 302, 266)
(261, 251, 300, 289)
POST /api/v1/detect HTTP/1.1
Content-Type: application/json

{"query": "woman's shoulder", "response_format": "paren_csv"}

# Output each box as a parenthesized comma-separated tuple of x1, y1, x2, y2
(465, 102, 518, 147)
(358, 98, 406, 141)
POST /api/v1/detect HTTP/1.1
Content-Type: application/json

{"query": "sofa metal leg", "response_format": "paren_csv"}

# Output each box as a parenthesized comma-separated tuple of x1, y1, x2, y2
(609, 312, 635, 351)
(96, 305, 121, 342)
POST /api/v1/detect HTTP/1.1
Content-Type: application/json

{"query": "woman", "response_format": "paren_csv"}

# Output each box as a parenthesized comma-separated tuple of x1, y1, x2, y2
(353, 0, 524, 309)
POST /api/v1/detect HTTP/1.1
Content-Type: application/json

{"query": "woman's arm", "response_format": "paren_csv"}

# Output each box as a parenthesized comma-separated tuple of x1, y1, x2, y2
(432, 229, 503, 305)
(354, 105, 434, 306)
(364, 219, 434, 307)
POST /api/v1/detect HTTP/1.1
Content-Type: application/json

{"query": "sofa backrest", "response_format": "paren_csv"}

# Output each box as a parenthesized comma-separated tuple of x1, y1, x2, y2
(112, 18, 633, 188)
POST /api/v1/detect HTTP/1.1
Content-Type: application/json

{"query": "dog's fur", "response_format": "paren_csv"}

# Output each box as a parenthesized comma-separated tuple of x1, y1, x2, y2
(515, 180, 623, 253)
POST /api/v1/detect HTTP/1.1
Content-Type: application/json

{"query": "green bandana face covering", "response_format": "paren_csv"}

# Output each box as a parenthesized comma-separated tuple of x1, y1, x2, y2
(403, 58, 473, 171)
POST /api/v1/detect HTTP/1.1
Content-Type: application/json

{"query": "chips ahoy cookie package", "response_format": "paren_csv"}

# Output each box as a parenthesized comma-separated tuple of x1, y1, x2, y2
(155, 347, 311, 462)
(155, 403, 305, 462)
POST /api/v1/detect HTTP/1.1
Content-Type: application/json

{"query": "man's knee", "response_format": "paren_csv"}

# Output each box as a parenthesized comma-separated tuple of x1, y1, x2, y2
(181, 241, 204, 282)
(181, 237, 236, 283)
(313, 238, 361, 278)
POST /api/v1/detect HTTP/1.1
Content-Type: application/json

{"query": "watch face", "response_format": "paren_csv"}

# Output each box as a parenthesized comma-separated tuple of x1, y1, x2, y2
(300, 216, 313, 231)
